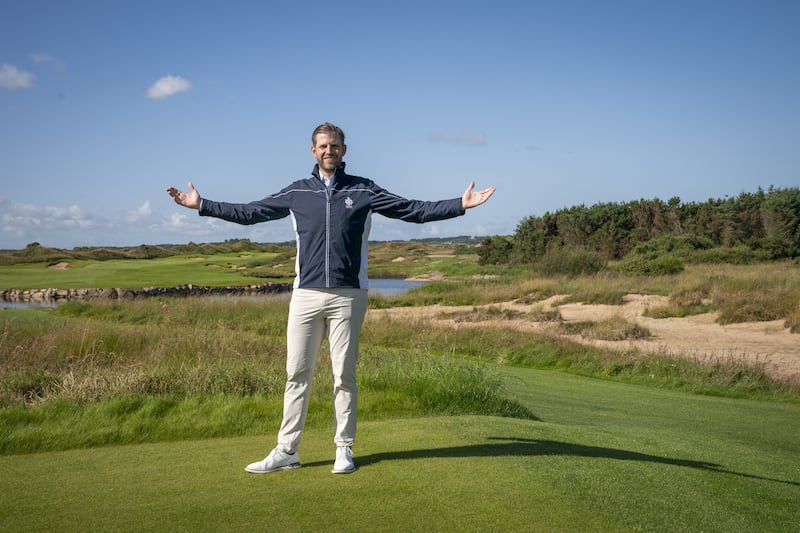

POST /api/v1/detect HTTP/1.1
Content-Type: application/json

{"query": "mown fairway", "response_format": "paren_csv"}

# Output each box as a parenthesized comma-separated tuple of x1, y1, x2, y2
(0, 252, 287, 289)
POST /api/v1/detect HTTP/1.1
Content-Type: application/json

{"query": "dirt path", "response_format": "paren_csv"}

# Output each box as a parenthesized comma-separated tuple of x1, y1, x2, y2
(369, 294, 800, 382)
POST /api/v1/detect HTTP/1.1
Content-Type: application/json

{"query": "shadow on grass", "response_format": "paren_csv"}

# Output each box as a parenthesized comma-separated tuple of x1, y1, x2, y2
(305, 436, 799, 486)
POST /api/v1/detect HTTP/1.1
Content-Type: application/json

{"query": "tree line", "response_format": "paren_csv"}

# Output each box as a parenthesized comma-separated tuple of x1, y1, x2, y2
(478, 186, 800, 266)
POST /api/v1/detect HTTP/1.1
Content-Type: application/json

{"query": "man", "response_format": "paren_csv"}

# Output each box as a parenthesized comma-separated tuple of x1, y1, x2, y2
(166, 122, 495, 474)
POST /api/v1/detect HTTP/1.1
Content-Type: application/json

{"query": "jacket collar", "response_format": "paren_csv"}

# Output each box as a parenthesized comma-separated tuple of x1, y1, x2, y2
(311, 162, 347, 184)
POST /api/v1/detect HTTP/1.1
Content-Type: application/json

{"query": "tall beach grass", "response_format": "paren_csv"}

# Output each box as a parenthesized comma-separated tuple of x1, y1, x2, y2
(0, 297, 534, 455)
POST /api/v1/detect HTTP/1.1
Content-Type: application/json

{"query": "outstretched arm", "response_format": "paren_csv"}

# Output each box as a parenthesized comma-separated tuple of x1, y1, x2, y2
(165, 182, 201, 210)
(461, 181, 496, 209)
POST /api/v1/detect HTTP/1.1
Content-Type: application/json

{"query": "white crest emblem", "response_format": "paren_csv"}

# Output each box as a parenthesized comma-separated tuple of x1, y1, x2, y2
(344, 196, 354, 209)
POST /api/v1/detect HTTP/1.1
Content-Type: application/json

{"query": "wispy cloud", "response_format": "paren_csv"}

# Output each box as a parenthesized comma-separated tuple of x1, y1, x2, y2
(147, 75, 192, 99)
(30, 52, 65, 72)
(158, 212, 233, 236)
(0, 63, 35, 90)
(126, 201, 225, 237)
(126, 201, 152, 224)
(429, 129, 487, 146)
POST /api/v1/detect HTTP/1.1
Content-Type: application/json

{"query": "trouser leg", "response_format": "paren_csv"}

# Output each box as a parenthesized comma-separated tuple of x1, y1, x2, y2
(326, 289, 369, 447)
(277, 289, 326, 454)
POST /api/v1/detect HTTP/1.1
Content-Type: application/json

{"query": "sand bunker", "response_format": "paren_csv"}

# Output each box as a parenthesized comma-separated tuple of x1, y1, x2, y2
(370, 293, 800, 381)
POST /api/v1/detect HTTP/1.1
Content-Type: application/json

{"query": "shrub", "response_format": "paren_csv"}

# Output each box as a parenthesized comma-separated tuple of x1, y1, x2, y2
(629, 234, 715, 257)
(536, 247, 607, 277)
(689, 245, 765, 264)
(750, 237, 799, 260)
(560, 315, 651, 341)
(617, 254, 684, 276)
(477, 236, 513, 265)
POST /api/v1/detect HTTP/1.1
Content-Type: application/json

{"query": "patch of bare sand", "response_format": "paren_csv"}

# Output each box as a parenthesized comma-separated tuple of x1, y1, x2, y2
(369, 294, 800, 381)
(405, 271, 445, 282)
(48, 262, 70, 270)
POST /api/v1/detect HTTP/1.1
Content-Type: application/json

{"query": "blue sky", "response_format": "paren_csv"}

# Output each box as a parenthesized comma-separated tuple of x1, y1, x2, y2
(1, 0, 798, 249)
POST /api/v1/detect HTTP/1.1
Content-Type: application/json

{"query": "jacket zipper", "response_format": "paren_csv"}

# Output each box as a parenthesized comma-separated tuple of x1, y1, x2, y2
(324, 184, 331, 288)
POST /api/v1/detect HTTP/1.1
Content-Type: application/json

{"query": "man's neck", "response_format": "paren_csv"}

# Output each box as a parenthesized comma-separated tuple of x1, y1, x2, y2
(318, 164, 336, 179)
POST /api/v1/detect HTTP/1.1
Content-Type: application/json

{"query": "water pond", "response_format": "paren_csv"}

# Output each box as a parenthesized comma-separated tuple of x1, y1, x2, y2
(1, 279, 426, 309)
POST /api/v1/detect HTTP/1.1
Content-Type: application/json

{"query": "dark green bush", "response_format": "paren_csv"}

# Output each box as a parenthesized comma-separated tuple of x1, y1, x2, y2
(617, 254, 684, 275)
(536, 247, 607, 277)
(629, 234, 715, 257)
(477, 236, 513, 265)
(690, 245, 766, 265)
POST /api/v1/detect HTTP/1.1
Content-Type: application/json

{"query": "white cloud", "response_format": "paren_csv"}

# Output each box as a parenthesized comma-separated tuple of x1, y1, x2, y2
(155, 211, 228, 236)
(430, 129, 487, 146)
(424, 224, 441, 236)
(126, 200, 152, 223)
(165, 211, 192, 229)
(0, 63, 35, 90)
(124, 204, 214, 236)
(1, 197, 294, 249)
(4, 203, 95, 229)
(1, 202, 98, 247)
(147, 75, 192, 99)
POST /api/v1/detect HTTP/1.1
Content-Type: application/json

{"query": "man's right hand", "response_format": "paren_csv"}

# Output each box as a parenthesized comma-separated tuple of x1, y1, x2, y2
(165, 182, 201, 210)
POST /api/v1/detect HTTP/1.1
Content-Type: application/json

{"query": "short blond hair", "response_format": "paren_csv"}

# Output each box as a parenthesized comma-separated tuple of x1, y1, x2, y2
(311, 122, 345, 146)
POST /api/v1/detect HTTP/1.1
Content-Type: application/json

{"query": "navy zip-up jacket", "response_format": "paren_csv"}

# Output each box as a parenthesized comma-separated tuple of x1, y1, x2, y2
(198, 163, 466, 289)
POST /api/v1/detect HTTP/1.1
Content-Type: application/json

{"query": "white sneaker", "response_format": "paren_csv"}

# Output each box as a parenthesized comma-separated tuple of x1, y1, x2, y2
(332, 445, 356, 474)
(245, 448, 300, 474)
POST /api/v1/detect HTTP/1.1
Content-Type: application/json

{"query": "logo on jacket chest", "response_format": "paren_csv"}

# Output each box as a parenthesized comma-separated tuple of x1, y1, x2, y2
(344, 196, 354, 209)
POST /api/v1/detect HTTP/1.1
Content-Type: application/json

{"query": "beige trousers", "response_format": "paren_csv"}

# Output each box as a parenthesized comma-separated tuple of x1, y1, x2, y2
(277, 288, 369, 453)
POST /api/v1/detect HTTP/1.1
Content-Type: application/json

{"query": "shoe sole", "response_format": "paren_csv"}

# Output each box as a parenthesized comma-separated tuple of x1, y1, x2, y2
(331, 466, 356, 474)
(244, 462, 301, 474)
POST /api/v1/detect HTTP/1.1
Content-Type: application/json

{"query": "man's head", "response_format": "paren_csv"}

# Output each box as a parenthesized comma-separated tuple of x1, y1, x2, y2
(311, 123, 347, 177)
(312, 123, 345, 147)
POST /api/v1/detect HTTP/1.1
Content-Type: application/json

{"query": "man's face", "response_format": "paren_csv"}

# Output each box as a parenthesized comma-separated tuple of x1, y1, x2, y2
(311, 132, 346, 175)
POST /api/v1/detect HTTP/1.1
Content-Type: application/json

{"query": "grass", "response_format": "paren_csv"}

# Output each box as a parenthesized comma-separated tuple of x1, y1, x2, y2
(0, 252, 288, 289)
(2, 245, 798, 330)
(1, 370, 798, 532)
(2, 291, 794, 457)
(559, 314, 652, 340)
(0, 298, 533, 454)
(364, 310, 797, 398)
(1, 246, 799, 530)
